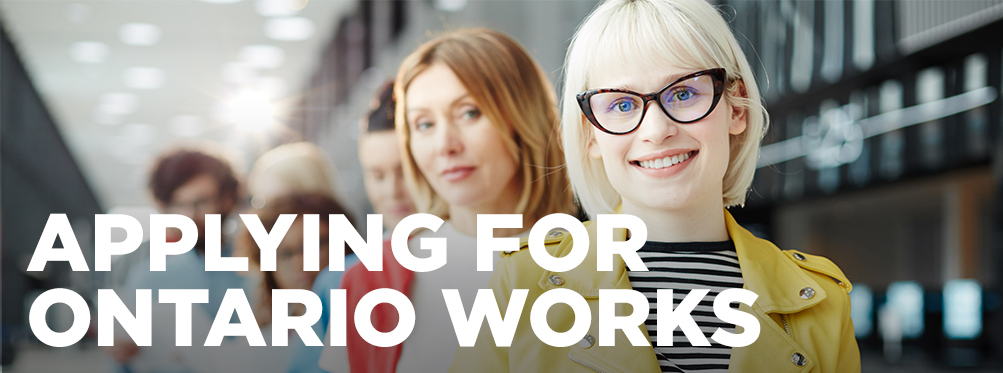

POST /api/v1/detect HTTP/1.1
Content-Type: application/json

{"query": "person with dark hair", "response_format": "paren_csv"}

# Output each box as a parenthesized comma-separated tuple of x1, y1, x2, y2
(358, 81, 416, 234)
(148, 148, 241, 248)
(291, 83, 412, 373)
(106, 146, 247, 373)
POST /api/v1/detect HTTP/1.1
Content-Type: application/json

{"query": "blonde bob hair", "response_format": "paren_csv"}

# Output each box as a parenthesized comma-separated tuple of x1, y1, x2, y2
(562, 0, 769, 218)
(247, 142, 338, 202)
(395, 28, 575, 220)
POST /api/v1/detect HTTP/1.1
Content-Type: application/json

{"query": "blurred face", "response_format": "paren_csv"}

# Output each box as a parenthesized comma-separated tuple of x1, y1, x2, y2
(360, 131, 416, 231)
(405, 63, 522, 213)
(273, 220, 329, 291)
(162, 174, 232, 247)
(586, 60, 746, 213)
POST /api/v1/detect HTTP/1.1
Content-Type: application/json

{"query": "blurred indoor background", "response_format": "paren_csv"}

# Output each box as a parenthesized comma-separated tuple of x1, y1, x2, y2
(3, 0, 1003, 371)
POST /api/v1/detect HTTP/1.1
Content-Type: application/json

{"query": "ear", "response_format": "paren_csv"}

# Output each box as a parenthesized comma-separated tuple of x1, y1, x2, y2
(728, 80, 748, 136)
(585, 118, 602, 159)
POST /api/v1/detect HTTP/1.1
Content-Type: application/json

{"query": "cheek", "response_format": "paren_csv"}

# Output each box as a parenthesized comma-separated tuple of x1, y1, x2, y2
(472, 123, 519, 173)
(408, 139, 435, 174)
(593, 134, 631, 164)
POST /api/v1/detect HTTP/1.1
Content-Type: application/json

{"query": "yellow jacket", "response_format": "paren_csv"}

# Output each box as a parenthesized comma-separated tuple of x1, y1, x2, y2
(450, 210, 860, 372)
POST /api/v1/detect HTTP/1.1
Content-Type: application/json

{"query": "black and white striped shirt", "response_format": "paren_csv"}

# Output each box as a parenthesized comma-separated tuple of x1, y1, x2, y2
(627, 241, 744, 373)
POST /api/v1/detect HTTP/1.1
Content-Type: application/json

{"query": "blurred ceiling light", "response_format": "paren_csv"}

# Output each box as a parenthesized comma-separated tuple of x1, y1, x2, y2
(169, 115, 205, 137)
(121, 123, 156, 146)
(434, 0, 468, 12)
(93, 110, 123, 125)
(99, 92, 138, 115)
(65, 3, 92, 23)
(123, 67, 166, 89)
(264, 17, 314, 41)
(214, 90, 277, 131)
(253, 76, 287, 99)
(255, 0, 305, 16)
(119, 23, 162, 46)
(69, 41, 109, 63)
(221, 62, 257, 84)
(239, 45, 285, 69)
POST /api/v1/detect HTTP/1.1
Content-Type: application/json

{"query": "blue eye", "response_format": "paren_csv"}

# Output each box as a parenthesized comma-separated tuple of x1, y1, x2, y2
(663, 86, 702, 109)
(609, 99, 636, 113)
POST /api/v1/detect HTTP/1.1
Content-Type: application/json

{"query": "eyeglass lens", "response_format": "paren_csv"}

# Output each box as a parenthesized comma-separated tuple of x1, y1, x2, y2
(588, 74, 717, 133)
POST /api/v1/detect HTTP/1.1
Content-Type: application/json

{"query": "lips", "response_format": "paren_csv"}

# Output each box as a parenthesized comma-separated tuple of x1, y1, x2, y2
(441, 166, 475, 182)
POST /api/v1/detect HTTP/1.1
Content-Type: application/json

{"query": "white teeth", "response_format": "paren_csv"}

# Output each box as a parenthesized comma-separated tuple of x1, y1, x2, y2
(638, 152, 693, 169)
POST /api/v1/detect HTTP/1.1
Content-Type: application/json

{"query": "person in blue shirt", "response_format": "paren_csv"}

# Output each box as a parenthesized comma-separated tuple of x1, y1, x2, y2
(108, 146, 245, 373)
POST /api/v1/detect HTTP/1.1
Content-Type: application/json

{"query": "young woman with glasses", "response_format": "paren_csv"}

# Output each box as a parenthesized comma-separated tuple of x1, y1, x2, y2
(451, 0, 859, 372)
(318, 28, 576, 373)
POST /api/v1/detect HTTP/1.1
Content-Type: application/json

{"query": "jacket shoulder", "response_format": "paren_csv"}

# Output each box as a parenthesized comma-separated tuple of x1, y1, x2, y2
(783, 249, 853, 293)
(499, 227, 575, 256)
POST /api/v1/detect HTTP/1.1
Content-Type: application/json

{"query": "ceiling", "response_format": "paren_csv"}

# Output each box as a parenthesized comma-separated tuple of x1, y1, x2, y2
(1, 0, 356, 210)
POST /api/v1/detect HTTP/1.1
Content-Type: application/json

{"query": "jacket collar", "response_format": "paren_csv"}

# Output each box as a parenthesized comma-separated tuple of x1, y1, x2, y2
(541, 208, 826, 315)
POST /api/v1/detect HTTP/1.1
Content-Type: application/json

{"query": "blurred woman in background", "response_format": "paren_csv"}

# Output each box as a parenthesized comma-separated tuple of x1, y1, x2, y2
(319, 28, 575, 373)
(238, 193, 351, 373)
(247, 142, 340, 209)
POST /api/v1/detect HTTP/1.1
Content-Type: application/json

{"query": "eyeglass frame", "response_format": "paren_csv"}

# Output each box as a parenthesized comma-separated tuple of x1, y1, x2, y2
(576, 68, 727, 135)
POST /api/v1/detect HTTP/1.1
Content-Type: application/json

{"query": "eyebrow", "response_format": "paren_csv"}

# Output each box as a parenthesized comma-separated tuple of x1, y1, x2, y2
(406, 93, 474, 114)
(608, 71, 695, 91)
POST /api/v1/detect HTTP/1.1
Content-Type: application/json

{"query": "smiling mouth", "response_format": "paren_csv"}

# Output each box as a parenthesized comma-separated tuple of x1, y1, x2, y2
(633, 151, 698, 169)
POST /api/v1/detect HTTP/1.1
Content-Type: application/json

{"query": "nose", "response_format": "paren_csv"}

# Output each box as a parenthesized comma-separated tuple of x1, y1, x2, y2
(389, 171, 408, 200)
(634, 100, 677, 144)
(434, 119, 464, 156)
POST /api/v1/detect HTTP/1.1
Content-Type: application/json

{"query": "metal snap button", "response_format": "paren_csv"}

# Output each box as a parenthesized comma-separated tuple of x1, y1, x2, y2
(548, 231, 564, 238)
(799, 287, 815, 300)
(791, 352, 806, 366)
(792, 252, 806, 261)
(549, 275, 565, 286)
(579, 334, 595, 349)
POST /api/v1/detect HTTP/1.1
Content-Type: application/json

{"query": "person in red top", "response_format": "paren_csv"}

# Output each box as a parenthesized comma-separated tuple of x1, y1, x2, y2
(318, 28, 576, 373)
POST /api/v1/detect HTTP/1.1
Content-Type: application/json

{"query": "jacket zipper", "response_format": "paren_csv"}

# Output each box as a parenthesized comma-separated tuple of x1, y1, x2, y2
(568, 353, 609, 373)
(781, 314, 791, 336)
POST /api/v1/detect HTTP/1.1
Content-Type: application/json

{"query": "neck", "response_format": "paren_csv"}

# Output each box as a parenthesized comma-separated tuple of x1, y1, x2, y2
(622, 195, 729, 243)
(449, 184, 530, 238)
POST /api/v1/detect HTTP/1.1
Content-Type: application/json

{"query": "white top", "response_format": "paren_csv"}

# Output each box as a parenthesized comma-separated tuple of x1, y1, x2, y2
(319, 221, 522, 373)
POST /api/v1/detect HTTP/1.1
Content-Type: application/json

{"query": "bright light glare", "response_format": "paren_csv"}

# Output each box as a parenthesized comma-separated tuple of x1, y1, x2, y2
(434, 0, 468, 12)
(886, 281, 924, 338)
(240, 45, 285, 69)
(119, 23, 162, 46)
(944, 279, 982, 340)
(123, 67, 166, 89)
(69, 41, 109, 63)
(254, 77, 287, 99)
(215, 91, 277, 131)
(264, 17, 315, 41)
(255, 0, 304, 16)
